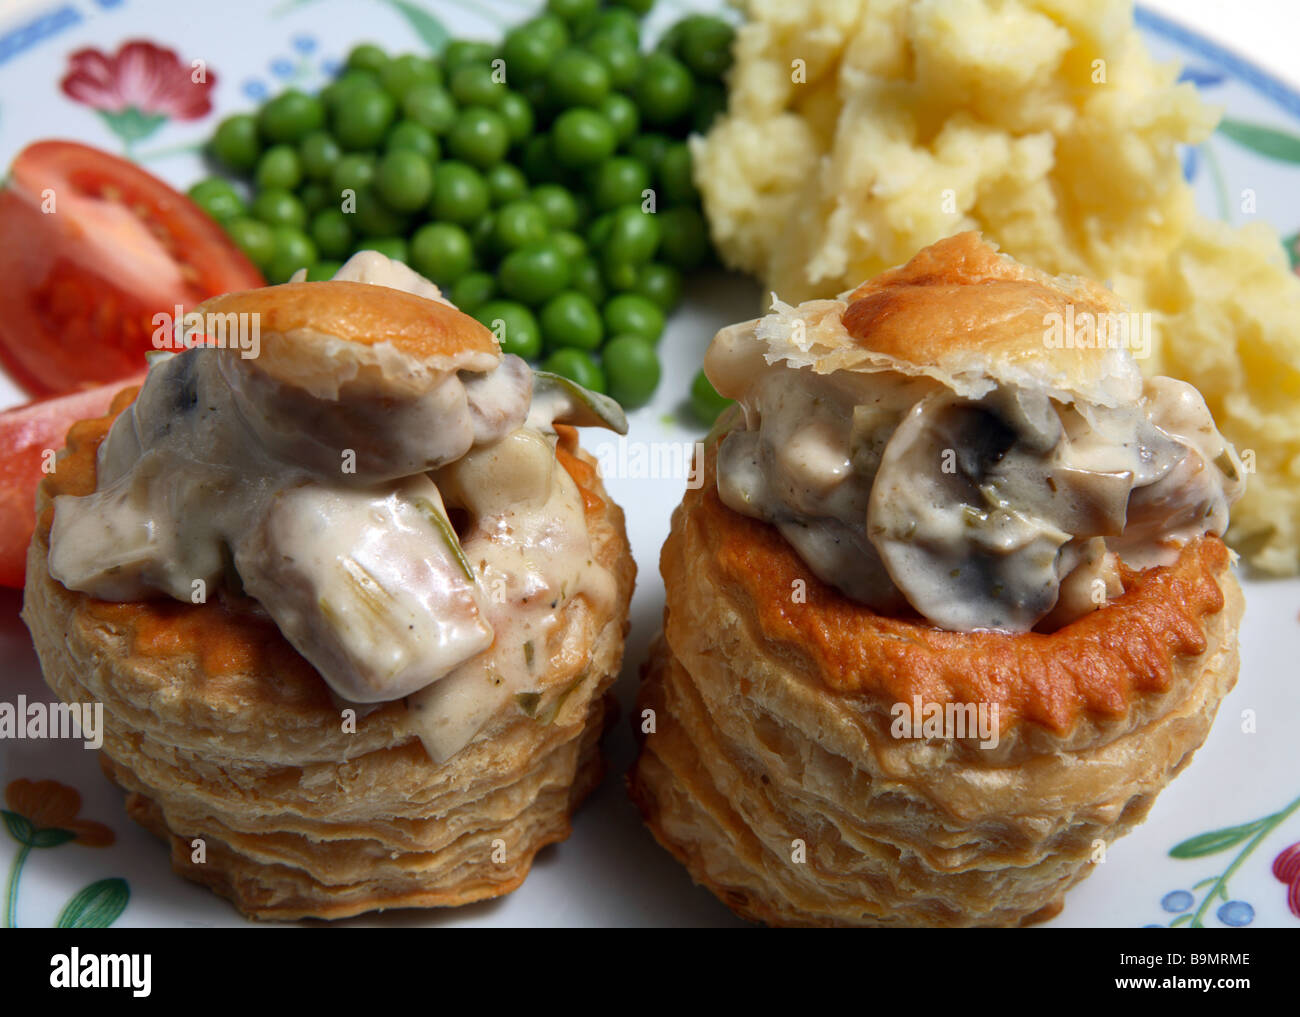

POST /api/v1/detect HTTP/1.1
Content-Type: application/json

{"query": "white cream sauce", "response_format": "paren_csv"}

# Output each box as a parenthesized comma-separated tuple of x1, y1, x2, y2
(47, 254, 620, 760)
(710, 323, 1245, 633)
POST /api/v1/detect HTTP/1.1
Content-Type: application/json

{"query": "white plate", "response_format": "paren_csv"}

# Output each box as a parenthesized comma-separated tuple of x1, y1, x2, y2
(0, 0, 1297, 928)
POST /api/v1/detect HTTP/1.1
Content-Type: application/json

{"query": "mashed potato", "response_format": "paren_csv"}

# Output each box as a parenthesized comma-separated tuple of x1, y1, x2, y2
(695, 0, 1300, 574)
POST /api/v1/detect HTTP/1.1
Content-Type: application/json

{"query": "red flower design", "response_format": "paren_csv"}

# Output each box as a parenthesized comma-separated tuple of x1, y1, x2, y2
(1272, 842, 1300, 918)
(61, 39, 215, 120)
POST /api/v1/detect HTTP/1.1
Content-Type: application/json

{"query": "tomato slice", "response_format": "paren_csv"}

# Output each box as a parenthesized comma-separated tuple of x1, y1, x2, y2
(0, 140, 263, 396)
(0, 375, 145, 587)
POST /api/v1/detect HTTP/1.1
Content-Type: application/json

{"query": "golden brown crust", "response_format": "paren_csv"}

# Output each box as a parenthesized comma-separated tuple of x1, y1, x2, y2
(200, 281, 497, 359)
(25, 394, 635, 921)
(694, 442, 1230, 739)
(628, 441, 1243, 926)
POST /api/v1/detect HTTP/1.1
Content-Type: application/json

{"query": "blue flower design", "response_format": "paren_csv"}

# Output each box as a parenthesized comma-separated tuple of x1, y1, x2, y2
(293, 35, 317, 55)
(1162, 890, 1194, 912)
(270, 58, 295, 79)
(1178, 66, 1226, 89)
(1217, 900, 1254, 927)
(242, 79, 268, 101)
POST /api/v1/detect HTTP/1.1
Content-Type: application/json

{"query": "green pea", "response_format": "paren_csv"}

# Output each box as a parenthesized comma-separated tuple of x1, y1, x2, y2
(611, 0, 654, 13)
(604, 292, 664, 344)
(693, 81, 728, 134)
(486, 163, 529, 206)
(430, 161, 490, 225)
(627, 132, 670, 174)
(497, 91, 535, 144)
(187, 177, 245, 222)
(552, 109, 616, 167)
(551, 229, 587, 261)
(351, 186, 409, 237)
(449, 271, 497, 314)
(635, 53, 695, 127)
(493, 200, 550, 252)
(298, 131, 342, 181)
(259, 89, 324, 144)
(330, 153, 376, 197)
(542, 347, 605, 392)
(305, 260, 344, 281)
(690, 368, 732, 426)
(658, 142, 698, 205)
(346, 43, 389, 75)
(471, 212, 497, 260)
(585, 33, 641, 90)
(592, 157, 651, 211)
(254, 144, 302, 191)
(224, 217, 275, 269)
(375, 149, 434, 212)
(519, 77, 549, 117)
(444, 40, 497, 72)
(447, 108, 510, 168)
(385, 120, 439, 159)
(604, 334, 660, 408)
(525, 15, 570, 53)
(451, 63, 504, 108)
(410, 222, 474, 285)
(333, 86, 396, 150)
(300, 182, 329, 214)
(633, 262, 682, 310)
(539, 290, 603, 351)
(570, 256, 606, 304)
(381, 53, 440, 101)
(500, 241, 572, 306)
(321, 70, 381, 117)
(267, 226, 318, 284)
(403, 83, 457, 134)
(599, 93, 639, 144)
(677, 15, 735, 79)
(603, 259, 639, 292)
(310, 208, 353, 259)
(251, 188, 307, 229)
(531, 183, 580, 231)
(210, 114, 260, 171)
(587, 211, 614, 249)
(502, 18, 569, 84)
(547, 49, 610, 109)
(588, 9, 641, 45)
(520, 135, 561, 183)
(657, 205, 709, 270)
(603, 205, 660, 265)
(547, 0, 598, 24)
(476, 300, 542, 359)
(361, 236, 408, 263)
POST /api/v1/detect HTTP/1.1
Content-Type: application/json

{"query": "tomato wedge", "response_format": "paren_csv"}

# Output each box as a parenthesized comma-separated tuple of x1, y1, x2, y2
(0, 374, 144, 587)
(0, 140, 263, 396)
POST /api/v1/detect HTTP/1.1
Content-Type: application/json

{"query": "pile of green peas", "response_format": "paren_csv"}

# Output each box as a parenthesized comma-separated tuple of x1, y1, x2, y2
(191, 0, 737, 416)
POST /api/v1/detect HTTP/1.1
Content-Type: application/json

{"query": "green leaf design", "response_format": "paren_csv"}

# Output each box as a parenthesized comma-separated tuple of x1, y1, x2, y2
(1216, 118, 1300, 164)
(1169, 913, 1193, 927)
(29, 828, 76, 849)
(96, 108, 168, 148)
(1, 810, 34, 846)
(1191, 876, 1218, 890)
(55, 878, 130, 929)
(383, 0, 450, 54)
(1169, 816, 1273, 859)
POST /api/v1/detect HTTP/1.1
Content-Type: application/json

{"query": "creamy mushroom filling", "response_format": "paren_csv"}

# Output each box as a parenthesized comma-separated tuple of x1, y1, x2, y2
(47, 257, 624, 760)
(712, 356, 1244, 633)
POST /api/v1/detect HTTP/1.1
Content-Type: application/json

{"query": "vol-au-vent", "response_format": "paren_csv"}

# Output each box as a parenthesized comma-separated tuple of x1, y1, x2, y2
(23, 252, 636, 920)
(631, 233, 1245, 927)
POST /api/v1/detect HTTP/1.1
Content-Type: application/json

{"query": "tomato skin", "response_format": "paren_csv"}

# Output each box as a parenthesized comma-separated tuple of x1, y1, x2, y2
(0, 374, 144, 587)
(0, 141, 263, 397)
